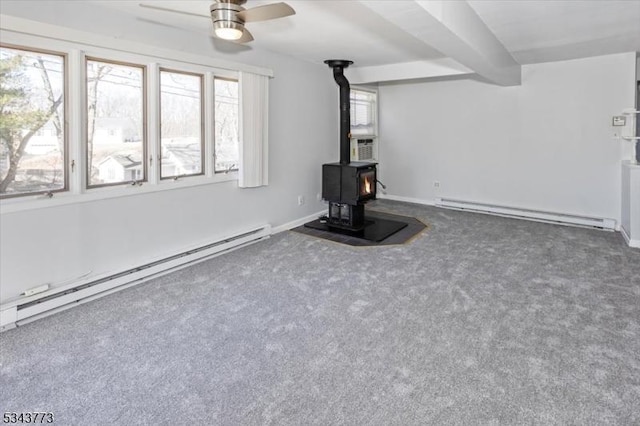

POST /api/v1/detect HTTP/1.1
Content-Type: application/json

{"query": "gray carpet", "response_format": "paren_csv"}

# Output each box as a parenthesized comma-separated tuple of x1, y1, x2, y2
(1, 200, 639, 425)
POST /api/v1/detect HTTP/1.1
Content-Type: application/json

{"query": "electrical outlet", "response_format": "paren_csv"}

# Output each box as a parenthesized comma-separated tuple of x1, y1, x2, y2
(316, 192, 322, 201)
(434, 181, 440, 188)
(298, 195, 305, 206)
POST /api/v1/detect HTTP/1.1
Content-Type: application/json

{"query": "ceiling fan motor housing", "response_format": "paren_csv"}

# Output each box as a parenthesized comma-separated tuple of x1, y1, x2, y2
(218, 0, 248, 5)
(207, 0, 295, 42)
(211, 2, 246, 24)
(210, 1, 246, 38)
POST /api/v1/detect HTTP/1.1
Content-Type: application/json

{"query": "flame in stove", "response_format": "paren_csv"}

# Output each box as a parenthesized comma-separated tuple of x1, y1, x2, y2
(363, 175, 372, 194)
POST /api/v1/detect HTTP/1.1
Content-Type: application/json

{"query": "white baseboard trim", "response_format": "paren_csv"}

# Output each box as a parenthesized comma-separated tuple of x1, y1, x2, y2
(377, 193, 436, 206)
(272, 209, 326, 234)
(620, 226, 640, 248)
(1, 225, 271, 331)
(435, 198, 616, 231)
(378, 193, 621, 233)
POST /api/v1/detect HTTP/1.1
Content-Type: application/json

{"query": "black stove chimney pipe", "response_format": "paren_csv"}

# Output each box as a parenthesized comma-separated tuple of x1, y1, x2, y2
(324, 59, 354, 165)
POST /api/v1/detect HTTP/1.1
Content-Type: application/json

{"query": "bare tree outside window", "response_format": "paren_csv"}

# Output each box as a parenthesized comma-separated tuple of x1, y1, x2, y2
(214, 78, 239, 173)
(86, 59, 145, 187)
(160, 70, 203, 179)
(0, 46, 65, 197)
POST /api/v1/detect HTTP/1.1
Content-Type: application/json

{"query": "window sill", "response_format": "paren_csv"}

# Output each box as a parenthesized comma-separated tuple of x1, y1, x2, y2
(0, 172, 238, 214)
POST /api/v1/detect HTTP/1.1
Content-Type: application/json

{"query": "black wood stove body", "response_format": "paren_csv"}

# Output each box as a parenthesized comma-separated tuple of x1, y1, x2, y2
(322, 161, 376, 230)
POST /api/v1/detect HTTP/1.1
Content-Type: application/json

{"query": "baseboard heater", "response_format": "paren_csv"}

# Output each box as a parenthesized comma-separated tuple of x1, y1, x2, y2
(0, 225, 271, 331)
(435, 198, 616, 230)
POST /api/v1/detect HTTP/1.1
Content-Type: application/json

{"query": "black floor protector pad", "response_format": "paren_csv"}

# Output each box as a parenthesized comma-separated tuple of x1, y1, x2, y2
(295, 210, 427, 246)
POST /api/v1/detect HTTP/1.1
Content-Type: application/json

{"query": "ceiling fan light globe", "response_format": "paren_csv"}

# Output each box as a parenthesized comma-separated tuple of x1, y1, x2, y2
(214, 21, 244, 40)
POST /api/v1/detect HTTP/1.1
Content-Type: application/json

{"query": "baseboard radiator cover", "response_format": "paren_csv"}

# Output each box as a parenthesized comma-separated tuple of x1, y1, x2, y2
(435, 198, 616, 231)
(0, 225, 271, 331)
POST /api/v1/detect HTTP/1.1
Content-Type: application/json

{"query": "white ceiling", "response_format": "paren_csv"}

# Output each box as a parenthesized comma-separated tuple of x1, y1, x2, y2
(469, 0, 640, 64)
(93, 0, 446, 67)
(2, 0, 638, 84)
(94, 0, 640, 67)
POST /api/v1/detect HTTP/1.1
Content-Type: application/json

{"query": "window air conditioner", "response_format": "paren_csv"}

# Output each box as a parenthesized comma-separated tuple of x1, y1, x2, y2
(350, 138, 375, 161)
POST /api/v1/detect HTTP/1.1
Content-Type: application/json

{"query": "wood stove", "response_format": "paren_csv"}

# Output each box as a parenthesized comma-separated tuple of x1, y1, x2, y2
(304, 59, 407, 241)
(319, 59, 378, 231)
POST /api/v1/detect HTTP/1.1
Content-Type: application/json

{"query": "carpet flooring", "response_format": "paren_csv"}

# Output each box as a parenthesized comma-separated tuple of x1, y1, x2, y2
(1, 200, 639, 425)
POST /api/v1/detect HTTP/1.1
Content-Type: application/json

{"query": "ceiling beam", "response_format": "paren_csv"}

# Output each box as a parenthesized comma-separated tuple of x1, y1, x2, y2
(358, 0, 521, 86)
(346, 58, 472, 85)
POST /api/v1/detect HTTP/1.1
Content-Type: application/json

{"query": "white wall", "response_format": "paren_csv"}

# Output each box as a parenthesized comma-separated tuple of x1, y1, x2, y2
(0, 2, 337, 303)
(378, 52, 637, 221)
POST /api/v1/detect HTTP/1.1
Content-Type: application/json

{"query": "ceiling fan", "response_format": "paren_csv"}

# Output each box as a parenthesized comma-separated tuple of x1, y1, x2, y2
(139, 0, 296, 43)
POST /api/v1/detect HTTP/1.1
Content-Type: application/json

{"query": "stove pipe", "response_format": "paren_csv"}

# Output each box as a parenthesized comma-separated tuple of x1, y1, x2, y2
(324, 60, 354, 165)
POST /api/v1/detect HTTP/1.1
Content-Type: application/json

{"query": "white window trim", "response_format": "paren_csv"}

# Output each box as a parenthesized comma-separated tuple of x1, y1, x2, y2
(213, 76, 241, 175)
(350, 85, 379, 139)
(84, 55, 148, 189)
(0, 14, 266, 213)
(0, 174, 240, 214)
(158, 67, 205, 180)
(350, 85, 379, 163)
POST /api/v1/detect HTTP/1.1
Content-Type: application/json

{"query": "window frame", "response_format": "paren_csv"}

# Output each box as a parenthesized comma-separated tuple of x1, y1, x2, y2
(158, 67, 205, 180)
(84, 56, 148, 189)
(350, 86, 378, 138)
(0, 21, 272, 214)
(213, 76, 240, 174)
(0, 43, 69, 199)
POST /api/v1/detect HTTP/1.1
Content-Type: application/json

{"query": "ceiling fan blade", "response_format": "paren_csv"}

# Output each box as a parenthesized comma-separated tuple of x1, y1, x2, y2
(236, 28, 254, 44)
(139, 3, 210, 19)
(236, 2, 295, 23)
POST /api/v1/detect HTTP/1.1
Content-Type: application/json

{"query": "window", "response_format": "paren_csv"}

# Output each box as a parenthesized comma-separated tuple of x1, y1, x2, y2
(160, 69, 204, 179)
(350, 88, 377, 136)
(214, 78, 239, 173)
(0, 33, 271, 210)
(0, 45, 66, 198)
(86, 58, 145, 187)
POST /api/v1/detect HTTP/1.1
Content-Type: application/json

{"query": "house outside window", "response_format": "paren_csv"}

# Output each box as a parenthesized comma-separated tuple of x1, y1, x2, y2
(86, 58, 145, 187)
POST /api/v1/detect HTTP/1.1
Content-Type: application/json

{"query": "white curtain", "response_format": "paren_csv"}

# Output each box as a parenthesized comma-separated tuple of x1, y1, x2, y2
(238, 71, 269, 188)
